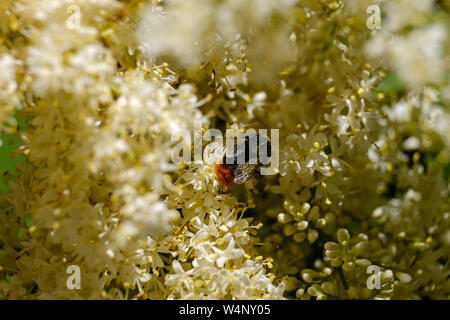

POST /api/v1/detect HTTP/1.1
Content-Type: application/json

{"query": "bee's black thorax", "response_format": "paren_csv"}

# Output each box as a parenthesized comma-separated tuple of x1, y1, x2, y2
(223, 134, 271, 166)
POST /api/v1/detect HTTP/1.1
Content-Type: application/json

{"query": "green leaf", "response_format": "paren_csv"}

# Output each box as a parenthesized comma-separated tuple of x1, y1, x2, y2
(17, 227, 27, 240)
(0, 107, 31, 194)
(110, 85, 121, 99)
(27, 283, 37, 294)
(25, 215, 33, 228)
(368, 219, 383, 228)
(445, 163, 450, 181)
(424, 154, 438, 169)
(376, 73, 404, 94)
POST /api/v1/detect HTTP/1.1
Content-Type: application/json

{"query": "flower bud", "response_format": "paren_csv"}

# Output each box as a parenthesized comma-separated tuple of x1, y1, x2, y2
(324, 212, 335, 223)
(277, 213, 292, 224)
(283, 199, 297, 215)
(382, 270, 394, 281)
(330, 259, 342, 267)
(300, 202, 311, 214)
(355, 259, 371, 268)
(351, 241, 366, 256)
(285, 276, 302, 291)
(307, 229, 318, 243)
(297, 220, 308, 231)
(324, 250, 341, 259)
(342, 261, 355, 272)
(323, 267, 332, 275)
(372, 207, 383, 218)
(293, 232, 306, 243)
(285, 266, 299, 274)
(397, 272, 412, 283)
(307, 206, 320, 221)
(337, 228, 350, 244)
(315, 218, 326, 228)
(321, 282, 336, 295)
(324, 242, 340, 250)
(301, 269, 320, 283)
(283, 223, 297, 236)
(348, 286, 360, 299)
(299, 188, 312, 202)
(307, 285, 321, 297)
(295, 288, 305, 298)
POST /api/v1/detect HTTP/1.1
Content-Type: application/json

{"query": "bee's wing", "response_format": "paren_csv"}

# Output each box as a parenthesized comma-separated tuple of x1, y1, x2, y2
(233, 163, 259, 184)
(205, 141, 226, 163)
(207, 141, 226, 154)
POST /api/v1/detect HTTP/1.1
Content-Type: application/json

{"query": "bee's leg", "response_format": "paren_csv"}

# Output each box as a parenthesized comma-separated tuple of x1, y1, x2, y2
(244, 179, 257, 195)
(246, 188, 255, 206)
(218, 184, 229, 194)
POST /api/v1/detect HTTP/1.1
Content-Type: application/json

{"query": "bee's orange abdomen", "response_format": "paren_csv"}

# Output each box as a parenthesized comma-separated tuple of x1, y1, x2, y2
(215, 164, 235, 187)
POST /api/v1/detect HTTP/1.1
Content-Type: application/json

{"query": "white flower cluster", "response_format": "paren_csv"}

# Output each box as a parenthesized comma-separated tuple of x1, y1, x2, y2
(0, 0, 448, 300)
(0, 54, 19, 131)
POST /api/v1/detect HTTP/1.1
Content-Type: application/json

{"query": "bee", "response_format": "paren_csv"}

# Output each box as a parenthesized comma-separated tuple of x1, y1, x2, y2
(214, 133, 271, 187)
